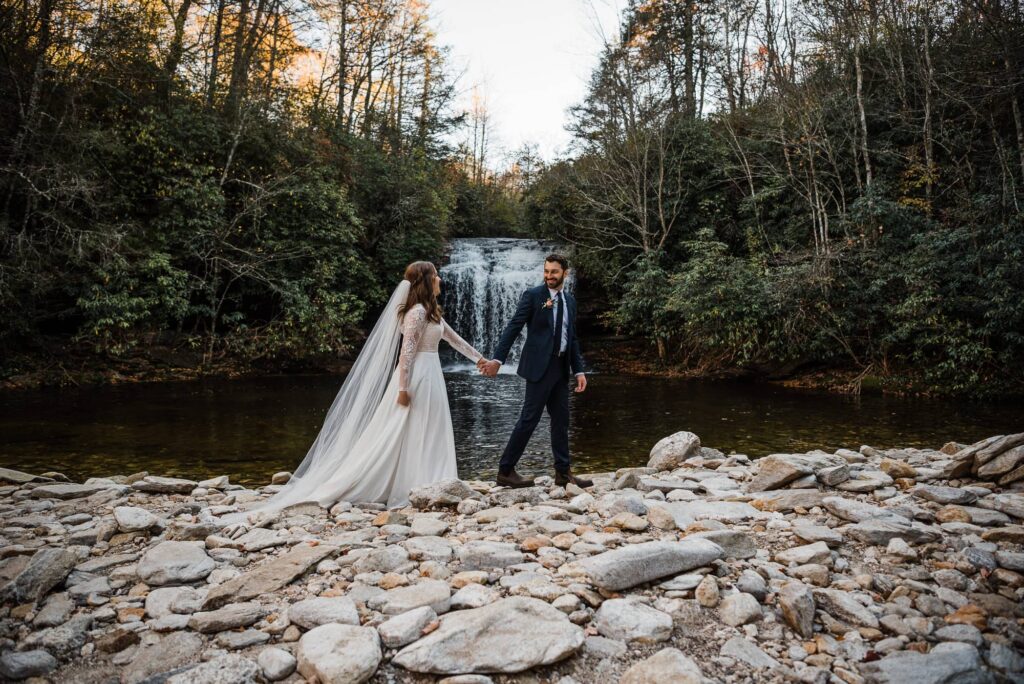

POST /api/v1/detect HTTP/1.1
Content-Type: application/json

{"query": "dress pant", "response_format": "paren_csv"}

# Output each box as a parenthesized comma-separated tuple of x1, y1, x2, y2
(498, 353, 571, 474)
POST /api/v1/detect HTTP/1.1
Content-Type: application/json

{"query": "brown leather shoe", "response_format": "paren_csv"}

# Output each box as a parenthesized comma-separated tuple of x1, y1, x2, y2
(496, 469, 535, 489)
(555, 470, 593, 488)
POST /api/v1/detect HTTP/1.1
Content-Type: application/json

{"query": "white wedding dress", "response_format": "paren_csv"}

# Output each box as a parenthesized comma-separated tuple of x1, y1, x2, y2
(228, 281, 484, 520)
(305, 304, 483, 508)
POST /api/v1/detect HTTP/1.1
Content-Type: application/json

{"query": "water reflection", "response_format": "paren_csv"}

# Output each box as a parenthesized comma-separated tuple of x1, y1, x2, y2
(1, 373, 1020, 485)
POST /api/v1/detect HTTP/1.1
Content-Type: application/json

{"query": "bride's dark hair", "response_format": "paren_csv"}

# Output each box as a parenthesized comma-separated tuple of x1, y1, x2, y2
(399, 261, 442, 323)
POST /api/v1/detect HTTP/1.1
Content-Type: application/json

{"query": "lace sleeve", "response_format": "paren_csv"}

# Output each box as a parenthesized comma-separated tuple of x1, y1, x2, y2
(441, 319, 483, 363)
(398, 305, 428, 392)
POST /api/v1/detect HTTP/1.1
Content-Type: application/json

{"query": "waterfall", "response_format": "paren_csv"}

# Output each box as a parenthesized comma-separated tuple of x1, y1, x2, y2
(440, 238, 572, 372)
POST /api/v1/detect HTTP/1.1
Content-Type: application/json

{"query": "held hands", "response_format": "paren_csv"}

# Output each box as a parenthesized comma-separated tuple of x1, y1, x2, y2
(478, 359, 501, 377)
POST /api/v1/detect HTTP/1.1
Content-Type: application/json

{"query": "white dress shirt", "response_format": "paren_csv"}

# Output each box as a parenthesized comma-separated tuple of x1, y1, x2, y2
(548, 287, 568, 354)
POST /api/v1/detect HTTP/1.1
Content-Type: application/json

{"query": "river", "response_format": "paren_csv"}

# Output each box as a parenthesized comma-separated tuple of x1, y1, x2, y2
(1, 238, 1019, 484)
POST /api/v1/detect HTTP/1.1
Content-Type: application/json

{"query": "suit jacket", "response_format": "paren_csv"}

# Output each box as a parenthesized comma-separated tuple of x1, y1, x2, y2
(493, 284, 586, 382)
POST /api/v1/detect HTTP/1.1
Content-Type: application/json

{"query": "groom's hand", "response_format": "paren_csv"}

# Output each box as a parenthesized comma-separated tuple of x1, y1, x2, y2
(574, 374, 587, 393)
(482, 360, 501, 377)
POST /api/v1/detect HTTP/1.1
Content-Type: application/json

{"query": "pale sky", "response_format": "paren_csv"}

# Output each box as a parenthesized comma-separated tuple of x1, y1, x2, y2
(429, 0, 622, 163)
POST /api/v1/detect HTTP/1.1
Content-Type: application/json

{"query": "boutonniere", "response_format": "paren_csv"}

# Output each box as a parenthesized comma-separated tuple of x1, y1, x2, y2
(544, 298, 554, 309)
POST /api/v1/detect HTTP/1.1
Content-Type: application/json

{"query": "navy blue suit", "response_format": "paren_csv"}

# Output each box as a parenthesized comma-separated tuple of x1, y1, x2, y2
(492, 284, 586, 474)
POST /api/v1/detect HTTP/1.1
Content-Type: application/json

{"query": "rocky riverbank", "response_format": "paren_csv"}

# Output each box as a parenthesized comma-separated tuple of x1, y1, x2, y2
(1, 432, 1023, 683)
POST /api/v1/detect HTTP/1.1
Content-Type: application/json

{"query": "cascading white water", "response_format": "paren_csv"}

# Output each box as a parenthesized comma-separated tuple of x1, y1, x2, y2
(440, 238, 572, 372)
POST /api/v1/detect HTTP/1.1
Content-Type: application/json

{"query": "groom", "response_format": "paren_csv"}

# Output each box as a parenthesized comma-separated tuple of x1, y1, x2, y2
(481, 254, 593, 489)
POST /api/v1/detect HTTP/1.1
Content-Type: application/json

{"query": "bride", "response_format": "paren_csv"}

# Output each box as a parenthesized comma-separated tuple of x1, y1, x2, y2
(236, 261, 484, 517)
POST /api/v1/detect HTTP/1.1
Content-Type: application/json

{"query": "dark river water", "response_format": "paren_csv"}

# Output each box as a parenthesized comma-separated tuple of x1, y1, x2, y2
(1, 373, 1020, 485)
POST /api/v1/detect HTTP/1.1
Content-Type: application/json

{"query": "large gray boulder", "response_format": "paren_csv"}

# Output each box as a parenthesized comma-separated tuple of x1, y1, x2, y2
(647, 431, 701, 471)
(0, 547, 80, 604)
(297, 624, 381, 684)
(409, 479, 477, 508)
(393, 597, 583, 674)
(137, 541, 215, 586)
(859, 642, 992, 684)
(594, 599, 673, 643)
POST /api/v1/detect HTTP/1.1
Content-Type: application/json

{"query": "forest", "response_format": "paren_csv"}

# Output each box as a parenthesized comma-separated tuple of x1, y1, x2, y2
(527, 0, 1024, 398)
(0, 0, 523, 381)
(2, 0, 1023, 397)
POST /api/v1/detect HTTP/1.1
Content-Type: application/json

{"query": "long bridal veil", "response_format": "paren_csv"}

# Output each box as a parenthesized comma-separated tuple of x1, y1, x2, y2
(230, 279, 411, 520)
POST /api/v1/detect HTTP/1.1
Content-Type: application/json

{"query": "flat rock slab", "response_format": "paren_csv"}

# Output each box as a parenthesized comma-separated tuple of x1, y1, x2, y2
(720, 636, 779, 669)
(29, 483, 128, 499)
(203, 543, 338, 610)
(751, 490, 827, 512)
(687, 530, 755, 559)
(655, 501, 760, 525)
(844, 519, 941, 545)
(123, 631, 205, 683)
(560, 538, 723, 591)
(393, 596, 584, 674)
(823, 497, 907, 523)
(132, 476, 198, 494)
(137, 541, 215, 586)
(457, 541, 524, 570)
(287, 596, 359, 629)
(977, 493, 1024, 520)
(858, 641, 986, 683)
(0, 467, 49, 484)
(188, 602, 265, 633)
(620, 648, 704, 684)
(812, 588, 878, 628)
(367, 579, 451, 615)
(911, 485, 977, 505)
(0, 547, 80, 604)
(594, 599, 673, 643)
(165, 654, 260, 684)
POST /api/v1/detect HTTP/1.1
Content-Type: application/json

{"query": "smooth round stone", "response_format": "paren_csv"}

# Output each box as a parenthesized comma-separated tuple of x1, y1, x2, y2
(258, 647, 297, 681)
(286, 597, 359, 629)
(297, 624, 381, 684)
(594, 599, 673, 643)
(719, 592, 762, 627)
(137, 542, 214, 586)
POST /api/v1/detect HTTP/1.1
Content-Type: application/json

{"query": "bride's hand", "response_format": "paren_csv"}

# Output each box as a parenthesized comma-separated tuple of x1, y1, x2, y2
(397, 390, 411, 407)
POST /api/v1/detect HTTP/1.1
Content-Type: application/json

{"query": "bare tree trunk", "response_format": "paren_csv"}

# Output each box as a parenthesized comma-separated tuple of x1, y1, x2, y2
(227, 0, 251, 118)
(418, 49, 431, 143)
(853, 38, 873, 189)
(161, 0, 194, 104)
(207, 0, 226, 107)
(1007, 56, 1024, 186)
(922, 1, 935, 205)
(336, 0, 349, 131)
(683, 0, 695, 117)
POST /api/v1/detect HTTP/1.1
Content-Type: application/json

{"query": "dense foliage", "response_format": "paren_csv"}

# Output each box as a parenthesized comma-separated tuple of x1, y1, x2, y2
(0, 0, 515, 374)
(526, 0, 1024, 397)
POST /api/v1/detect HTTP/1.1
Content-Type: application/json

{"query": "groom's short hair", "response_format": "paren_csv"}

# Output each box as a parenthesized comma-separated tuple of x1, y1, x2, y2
(545, 253, 568, 270)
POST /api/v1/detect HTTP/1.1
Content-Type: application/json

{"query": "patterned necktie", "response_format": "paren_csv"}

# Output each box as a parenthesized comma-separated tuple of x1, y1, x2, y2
(553, 291, 563, 354)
